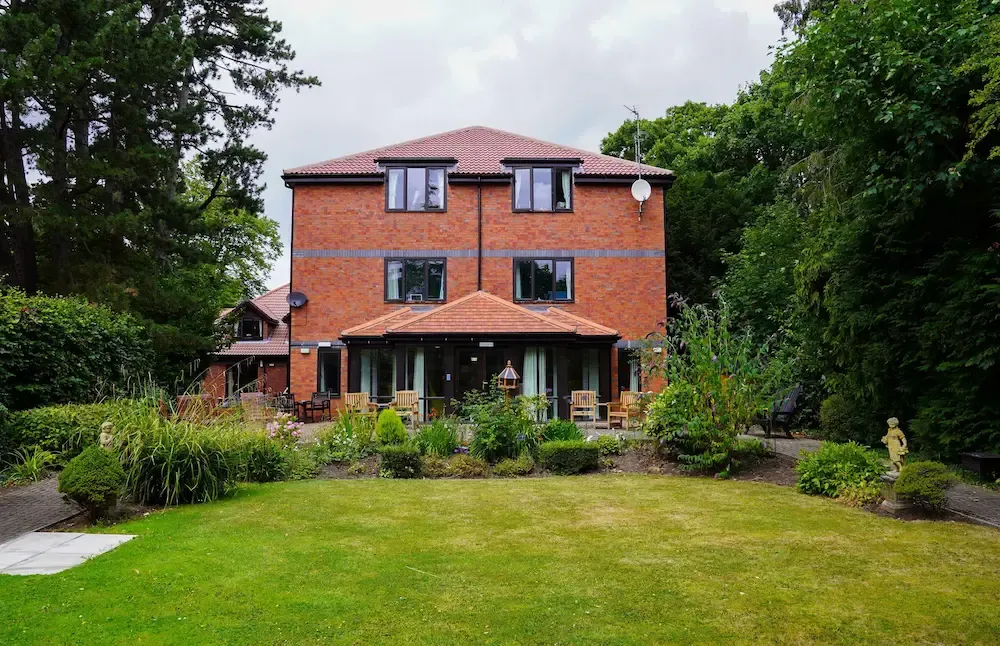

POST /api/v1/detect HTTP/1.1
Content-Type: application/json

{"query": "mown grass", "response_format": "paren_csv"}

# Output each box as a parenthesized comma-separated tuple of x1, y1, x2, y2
(2, 476, 1000, 645)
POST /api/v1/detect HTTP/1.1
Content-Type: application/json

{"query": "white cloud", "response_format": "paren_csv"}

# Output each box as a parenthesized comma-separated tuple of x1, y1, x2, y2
(255, 0, 782, 288)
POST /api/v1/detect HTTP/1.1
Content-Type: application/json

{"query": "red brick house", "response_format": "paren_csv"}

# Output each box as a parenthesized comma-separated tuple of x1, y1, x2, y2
(282, 126, 673, 419)
(202, 284, 291, 400)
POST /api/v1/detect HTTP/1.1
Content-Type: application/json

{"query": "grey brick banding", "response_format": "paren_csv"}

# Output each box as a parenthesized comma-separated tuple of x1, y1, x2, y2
(293, 249, 665, 259)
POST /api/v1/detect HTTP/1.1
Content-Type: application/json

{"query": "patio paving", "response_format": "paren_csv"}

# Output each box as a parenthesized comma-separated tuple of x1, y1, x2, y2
(0, 532, 135, 575)
(0, 477, 82, 544)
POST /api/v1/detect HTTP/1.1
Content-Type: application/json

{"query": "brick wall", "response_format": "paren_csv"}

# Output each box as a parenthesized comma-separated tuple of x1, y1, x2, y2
(289, 180, 667, 401)
(202, 359, 289, 399)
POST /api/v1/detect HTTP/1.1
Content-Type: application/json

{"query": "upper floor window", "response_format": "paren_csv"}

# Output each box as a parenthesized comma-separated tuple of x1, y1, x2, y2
(238, 318, 263, 340)
(513, 167, 572, 212)
(386, 167, 446, 211)
(514, 258, 573, 302)
(386, 258, 446, 302)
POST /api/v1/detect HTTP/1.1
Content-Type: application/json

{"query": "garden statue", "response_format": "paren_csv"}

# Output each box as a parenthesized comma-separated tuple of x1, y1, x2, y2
(881, 417, 908, 472)
(99, 421, 115, 450)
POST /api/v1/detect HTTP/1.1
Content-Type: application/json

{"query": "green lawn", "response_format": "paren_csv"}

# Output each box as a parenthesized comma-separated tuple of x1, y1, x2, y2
(2, 476, 1000, 645)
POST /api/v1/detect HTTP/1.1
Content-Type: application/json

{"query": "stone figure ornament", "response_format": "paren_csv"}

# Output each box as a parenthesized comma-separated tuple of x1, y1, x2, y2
(881, 417, 908, 472)
(99, 421, 115, 450)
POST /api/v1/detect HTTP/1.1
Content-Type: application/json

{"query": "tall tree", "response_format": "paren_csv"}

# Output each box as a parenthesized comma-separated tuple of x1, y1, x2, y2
(0, 0, 316, 381)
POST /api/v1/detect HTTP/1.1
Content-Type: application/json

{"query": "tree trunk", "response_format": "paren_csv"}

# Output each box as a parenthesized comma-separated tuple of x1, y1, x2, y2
(0, 98, 39, 292)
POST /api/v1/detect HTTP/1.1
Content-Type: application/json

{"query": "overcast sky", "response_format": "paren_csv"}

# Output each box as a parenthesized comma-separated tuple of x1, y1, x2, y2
(256, 0, 785, 289)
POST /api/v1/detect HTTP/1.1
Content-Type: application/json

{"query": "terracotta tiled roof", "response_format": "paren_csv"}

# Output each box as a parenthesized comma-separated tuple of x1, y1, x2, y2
(341, 291, 619, 339)
(340, 308, 417, 337)
(544, 307, 619, 337)
(283, 126, 671, 178)
(217, 285, 290, 357)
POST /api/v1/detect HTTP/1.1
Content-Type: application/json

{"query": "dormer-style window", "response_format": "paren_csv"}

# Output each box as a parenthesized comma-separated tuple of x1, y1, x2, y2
(386, 167, 446, 212)
(238, 318, 263, 340)
(512, 167, 573, 212)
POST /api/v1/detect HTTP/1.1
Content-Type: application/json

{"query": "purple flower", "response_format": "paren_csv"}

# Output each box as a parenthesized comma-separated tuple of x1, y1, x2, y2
(712, 354, 718, 362)
(679, 340, 685, 350)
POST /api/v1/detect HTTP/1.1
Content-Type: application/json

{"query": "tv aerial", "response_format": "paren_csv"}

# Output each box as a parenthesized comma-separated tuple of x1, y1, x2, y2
(625, 105, 650, 221)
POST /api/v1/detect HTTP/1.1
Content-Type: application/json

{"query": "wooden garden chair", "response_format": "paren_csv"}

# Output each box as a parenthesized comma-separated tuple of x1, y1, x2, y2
(390, 390, 420, 431)
(570, 390, 598, 424)
(344, 392, 378, 419)
(608, 391, 643, 431)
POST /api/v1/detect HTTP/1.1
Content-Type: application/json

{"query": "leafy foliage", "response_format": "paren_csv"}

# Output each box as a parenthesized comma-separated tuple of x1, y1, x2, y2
(378, 444, 422, 479)
(447, 454, 490, 478)
(413, 418, 460, 457)
(2, 445, 57, 486)
(492, 453, 535, 477)
(819, 394, 880, 445)
(539, 441, 599, 475)
(0, 1, 313, 382)
(375, 409, 408, 446)
(594, 435, 623, 457)
(895, 461, 956, 509)
(795, 442, 887, 498)
(312, 412, 376, 463)
(57, 446, 125, 520)
(541, 419, 583, 442)
(0, 290, 152, 411)
(460, 381, 538, 463)
(2, 401, 147, 462)
(641, 298, 787, 475)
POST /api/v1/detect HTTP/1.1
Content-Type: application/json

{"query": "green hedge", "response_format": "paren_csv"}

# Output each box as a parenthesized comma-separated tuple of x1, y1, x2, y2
(539, 440, 599, 475)
(0, 288, 152, 411)
(0, 401, 145, 461)
(379, 444, 422, 478)
(895, 461, 956, 509)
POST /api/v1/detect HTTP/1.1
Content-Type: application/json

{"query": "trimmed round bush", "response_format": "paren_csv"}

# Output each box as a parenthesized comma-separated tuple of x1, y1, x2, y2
(595, 435, 623, 456)
(375, 409, 408, 445)
(449, 454, 489, 478)
(539, 440, 599, 475)
(58, 446, 125, 520)
(895, 461, 955, 509)
(378, 444, 422, 478)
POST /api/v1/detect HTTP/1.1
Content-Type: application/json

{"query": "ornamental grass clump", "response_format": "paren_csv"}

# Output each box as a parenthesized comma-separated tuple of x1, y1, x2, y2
(413, 417, 459, 457)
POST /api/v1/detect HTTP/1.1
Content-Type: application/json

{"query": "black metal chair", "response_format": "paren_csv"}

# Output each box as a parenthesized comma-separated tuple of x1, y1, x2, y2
(299, 392, 331, 423)
(767, 385, 802, 438)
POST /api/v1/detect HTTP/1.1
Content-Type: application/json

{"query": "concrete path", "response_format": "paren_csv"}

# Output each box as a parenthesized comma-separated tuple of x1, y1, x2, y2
(0, 532, 135, 575)
(0, 478, 82, 544)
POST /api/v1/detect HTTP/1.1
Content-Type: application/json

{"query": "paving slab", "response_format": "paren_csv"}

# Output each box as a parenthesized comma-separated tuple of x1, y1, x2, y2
(0, 532, 135, 576)
(0, 478, 82, 544)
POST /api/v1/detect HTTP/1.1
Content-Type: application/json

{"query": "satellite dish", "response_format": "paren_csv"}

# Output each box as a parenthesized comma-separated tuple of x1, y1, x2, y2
(631, 178, 651, 203)
(287, 291, 308, 308)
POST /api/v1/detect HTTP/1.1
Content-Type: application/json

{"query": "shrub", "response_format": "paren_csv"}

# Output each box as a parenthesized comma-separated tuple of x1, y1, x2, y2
(492, 453, 534, 477)
(541, 419, 583, 442)
(376, 409, 408, 445)
(895, 461, 956, 509)
(595, 434, 623, 457)
(422, 454, 452, 478)
(2, 401, 143, 462)
(448, 454, 489, 478)
(414, 418, 459, 457)
(461, 381, 538, 462)
(241, 432, 289, 483)
(837, 481, 883, 508)
(539, 440, 599, 475)
(640, 297, 790, 476)
(2, 445, 58, 485)
(0, 288, 153, 411)
(313, 412, 376, 463)
(378, 444, 422, 478)
(819, 394, 880, 445)
(795, 441, 887, 498)
(265, 413, 305, 448)
(58, 446, 126, 520)
(282, 449, 320, 481)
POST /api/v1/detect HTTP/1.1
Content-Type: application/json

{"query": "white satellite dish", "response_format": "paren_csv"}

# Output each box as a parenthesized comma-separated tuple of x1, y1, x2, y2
(631, 178, 651, 203)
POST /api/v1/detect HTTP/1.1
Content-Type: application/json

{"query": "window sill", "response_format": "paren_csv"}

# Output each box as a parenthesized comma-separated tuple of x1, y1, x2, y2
(385, 208, 448, 214)
(511, 209, 574, 214)
(385, 300, 446, 305)
(514, 300, 575, 305)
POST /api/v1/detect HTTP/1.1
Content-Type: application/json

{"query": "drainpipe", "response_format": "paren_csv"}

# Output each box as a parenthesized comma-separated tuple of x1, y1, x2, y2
(477, 176, 483, 290)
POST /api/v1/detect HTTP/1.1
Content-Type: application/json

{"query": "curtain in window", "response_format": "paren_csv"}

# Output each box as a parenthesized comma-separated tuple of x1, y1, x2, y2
(514, 168, 531, 209)
(387, 169, 403, 209)
(387, 261, 402, 300)
(558, 169, 572, 209)
(522, 348, 538, 397)
(629, 356, 640, 392)
(428, 261, 444, 300)
(360, 351, 372, 395)
(582, 349, 600, 392)
(413, 349, 425, 419)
